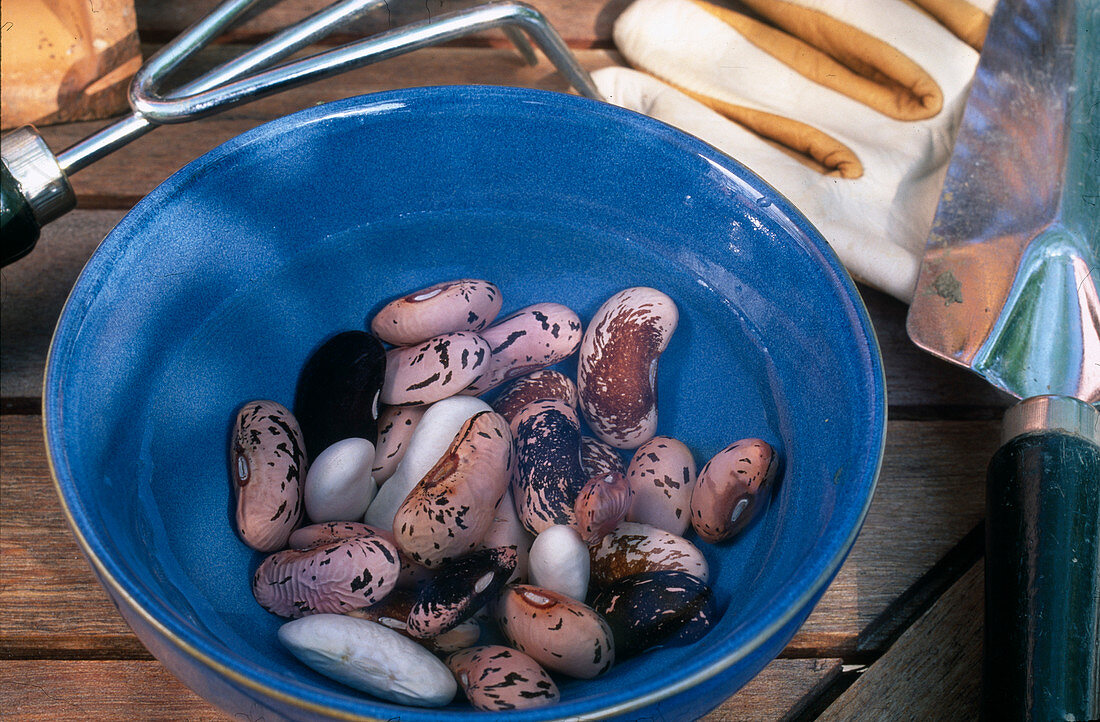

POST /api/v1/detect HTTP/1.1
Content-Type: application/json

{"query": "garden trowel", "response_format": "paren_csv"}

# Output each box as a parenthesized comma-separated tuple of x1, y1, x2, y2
(906, 0, 1099, 718)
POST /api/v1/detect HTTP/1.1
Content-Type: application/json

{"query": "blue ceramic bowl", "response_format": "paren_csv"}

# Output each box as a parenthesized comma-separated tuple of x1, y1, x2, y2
(45, 86, 885, 721)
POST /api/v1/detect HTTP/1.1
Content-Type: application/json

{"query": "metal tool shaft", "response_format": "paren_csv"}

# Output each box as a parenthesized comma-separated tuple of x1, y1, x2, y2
(129, 1, 599, 123)
(60, 0, 398, 175)
(2, 0, 598, 265)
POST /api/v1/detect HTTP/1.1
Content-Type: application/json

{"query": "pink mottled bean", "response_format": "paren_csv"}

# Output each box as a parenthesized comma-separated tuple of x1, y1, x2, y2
(252, 534, 400, 618)
(691, 438, 780, 543)
(372, 404, 427, 483)
(510, 400, 587, 535)
(589, 521, 709, 586)
(347, 589, 480, 655)
(381, 332, 491, 406)
(464, 304, 582, 395)
(231, 400, 307, 552)
(371, 279, 502, 346)
(447, 645, 560, 711)
(285, 521, 430, 589)
(626, 436, 697, 536)
(287, 521, 382, 549)
(580, 436, 626, 478)
(578, 287, 678, 449)
(393, 411, 514, 567)
(496, 585, 614, 679)
(491, 369, 578, 422)
(573, 470, 633, 545)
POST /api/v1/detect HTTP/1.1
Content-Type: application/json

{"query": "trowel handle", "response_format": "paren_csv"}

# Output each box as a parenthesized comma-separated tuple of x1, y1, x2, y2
(983, 395, 1100, 722)
(1, 161, 42, 265)
(1, 127, 76, 266)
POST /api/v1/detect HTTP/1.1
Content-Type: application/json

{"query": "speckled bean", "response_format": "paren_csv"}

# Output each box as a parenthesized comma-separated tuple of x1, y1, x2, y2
(447, 645, 560, 711)
(407, 547, 516, 638)
(287, 521, 431, 589)
(464, 303, 582, 394)
(287, 520, 382, 549)
(491, 369, 578, 422)
(573, 470, 633, 545)
(230, 400, 306, 552)
(590, 571, 717, 658)
(347, 589, 480, 654)
(252, 534, 400, 618)
(589, 521, 709, 587)
(381, 332, 492, 406)
(371, 405, 426, 483)
(496, 585, 615, 678)
(691, 438, 780, 543)
(626, 436, 697, 536)
(580, 436, 627, 478)
(510, 400, 587, 535)
(393, 410, 514, 567)
(278, 614, 456, 706)
(371, 279, 502, 346)
(364, 396, 491, 531)
(578, 287, 678, 449)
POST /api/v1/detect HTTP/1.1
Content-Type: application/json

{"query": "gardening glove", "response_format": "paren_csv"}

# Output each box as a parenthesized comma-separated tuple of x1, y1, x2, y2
(593, 0, 997, 302)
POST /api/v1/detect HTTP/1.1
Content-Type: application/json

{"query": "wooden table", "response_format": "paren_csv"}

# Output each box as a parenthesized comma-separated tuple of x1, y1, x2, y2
(1, 1, 1015, 718)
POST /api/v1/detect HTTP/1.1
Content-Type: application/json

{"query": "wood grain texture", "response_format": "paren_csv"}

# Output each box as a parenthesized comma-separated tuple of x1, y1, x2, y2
(2, 656, 840, 720)
(4, 660, 223, 721)
(0, 415, 149, 658)
(816, 562, 982, 722)
(134, 0, 631, 47)
(705, 658, 842, 722)
(786, 420, 993, 655)
(0, 414, 991, 660)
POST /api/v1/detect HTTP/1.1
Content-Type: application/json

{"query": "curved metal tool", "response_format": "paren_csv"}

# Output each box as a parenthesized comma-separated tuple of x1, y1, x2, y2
(907, 0, 1099, 718)
(0, 0, 600, 266)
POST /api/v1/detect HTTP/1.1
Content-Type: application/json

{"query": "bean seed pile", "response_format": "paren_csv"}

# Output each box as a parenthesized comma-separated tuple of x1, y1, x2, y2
(230, 279, 781, 710)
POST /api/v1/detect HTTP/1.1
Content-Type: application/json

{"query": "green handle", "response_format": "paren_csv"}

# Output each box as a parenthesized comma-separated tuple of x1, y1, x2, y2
(983, 423, 1100, 721)
(1, 160, 42, 266)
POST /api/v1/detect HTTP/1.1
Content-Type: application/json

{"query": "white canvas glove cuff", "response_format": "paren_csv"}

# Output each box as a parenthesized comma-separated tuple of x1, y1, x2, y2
(602, 0, 994, 301)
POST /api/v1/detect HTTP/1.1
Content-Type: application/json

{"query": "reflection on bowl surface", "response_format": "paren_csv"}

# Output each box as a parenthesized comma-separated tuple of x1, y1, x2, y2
(45, 85, 885, 721)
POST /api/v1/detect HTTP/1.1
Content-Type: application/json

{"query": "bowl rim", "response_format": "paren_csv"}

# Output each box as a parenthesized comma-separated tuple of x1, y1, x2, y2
(43, 84, 887, 720)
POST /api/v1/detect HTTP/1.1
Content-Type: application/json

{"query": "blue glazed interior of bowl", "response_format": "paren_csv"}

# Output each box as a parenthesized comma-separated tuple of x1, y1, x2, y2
(45, 86, 884, 720)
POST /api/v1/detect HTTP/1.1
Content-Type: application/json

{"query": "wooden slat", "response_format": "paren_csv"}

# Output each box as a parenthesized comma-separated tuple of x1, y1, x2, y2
(705, 658, 842, 722)
(134, 0, 630, 47)
(0, 414, 992, 659)
(36, 47, 622, 208)
(787, 419, 993, 655)
(5, 660, 223, 721)
(0, 415, 148, 658)
(816, 562, 982, 722)
(2, 656, 839, 721)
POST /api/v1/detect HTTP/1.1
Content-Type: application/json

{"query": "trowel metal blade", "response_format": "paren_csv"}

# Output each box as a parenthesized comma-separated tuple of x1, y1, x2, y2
(906, 0, 1099, 403)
